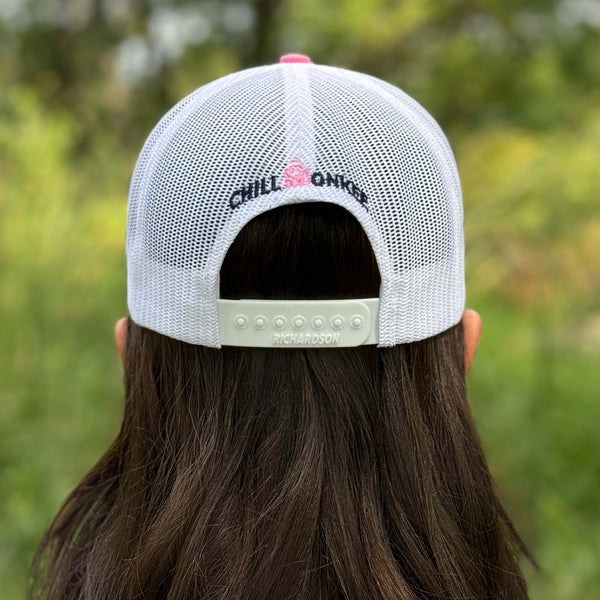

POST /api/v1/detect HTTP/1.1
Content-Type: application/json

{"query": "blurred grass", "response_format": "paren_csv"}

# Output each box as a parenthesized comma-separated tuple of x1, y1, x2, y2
(1, 81, 599, 600)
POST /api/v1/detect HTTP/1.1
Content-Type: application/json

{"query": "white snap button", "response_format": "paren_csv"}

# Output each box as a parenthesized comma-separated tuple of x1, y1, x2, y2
(293, 315, 306, 329)
(312, 315, 325, 329)
(350, 314, 364, 329)
(234, 314, 248, 329)
(331, 315, 345, 329)
(273, 315, 287, 329)
(254, 315, 267, 329)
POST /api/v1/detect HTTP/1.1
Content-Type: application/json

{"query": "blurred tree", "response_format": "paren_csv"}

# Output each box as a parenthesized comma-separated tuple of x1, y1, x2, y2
(1, 0, 598, 144)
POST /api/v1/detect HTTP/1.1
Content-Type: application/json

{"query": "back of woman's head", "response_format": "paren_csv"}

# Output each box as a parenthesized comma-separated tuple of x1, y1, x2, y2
(33, 202, 530, 600)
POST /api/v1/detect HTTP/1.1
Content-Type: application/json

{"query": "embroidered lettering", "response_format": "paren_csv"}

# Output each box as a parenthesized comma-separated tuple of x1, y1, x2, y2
(241, 183, 254, 203)
(228, 163, 369, 211)
(311, 171, 325, 186)
(326, 172, 339, 188)
(229, 176, 282, 208)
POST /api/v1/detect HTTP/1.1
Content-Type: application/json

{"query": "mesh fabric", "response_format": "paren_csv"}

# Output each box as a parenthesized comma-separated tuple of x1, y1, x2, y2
(126, 61, 464, 347)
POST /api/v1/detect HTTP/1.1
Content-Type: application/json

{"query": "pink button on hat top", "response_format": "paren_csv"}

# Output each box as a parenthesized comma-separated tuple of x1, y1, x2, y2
(279, 53, 312, 64)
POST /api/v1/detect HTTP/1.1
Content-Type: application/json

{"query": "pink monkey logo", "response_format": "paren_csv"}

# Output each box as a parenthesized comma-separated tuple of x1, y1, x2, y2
(283, 160, 311, 187)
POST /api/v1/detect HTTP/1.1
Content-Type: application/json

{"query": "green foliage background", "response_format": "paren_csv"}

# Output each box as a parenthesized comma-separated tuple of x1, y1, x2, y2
(0, 1, 598, 598)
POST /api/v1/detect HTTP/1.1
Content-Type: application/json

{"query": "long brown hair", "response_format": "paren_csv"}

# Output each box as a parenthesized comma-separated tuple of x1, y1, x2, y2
(32, 202, 531, 599)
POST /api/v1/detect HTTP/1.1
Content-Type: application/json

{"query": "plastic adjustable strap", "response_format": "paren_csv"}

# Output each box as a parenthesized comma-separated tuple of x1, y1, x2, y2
(217, 298, 379, 348)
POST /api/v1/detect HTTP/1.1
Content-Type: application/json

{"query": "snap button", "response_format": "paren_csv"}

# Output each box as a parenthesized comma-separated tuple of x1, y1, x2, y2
(234, 314, 248, 329)
(311, 315, 325, 330)
(254, 315, 268, 330)
(293, 315, 307, 329)
(273, 315, 287, 330)
(350, 314, 364, 329)
(331, 315, 345, 330)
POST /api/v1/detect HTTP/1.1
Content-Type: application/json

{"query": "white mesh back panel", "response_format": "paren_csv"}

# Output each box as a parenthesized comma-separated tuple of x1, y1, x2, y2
(127, 60, 464, 347)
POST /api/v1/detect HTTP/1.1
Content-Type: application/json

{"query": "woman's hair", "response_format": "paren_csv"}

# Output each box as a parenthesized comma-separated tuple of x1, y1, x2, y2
(32, 202, 531, 599)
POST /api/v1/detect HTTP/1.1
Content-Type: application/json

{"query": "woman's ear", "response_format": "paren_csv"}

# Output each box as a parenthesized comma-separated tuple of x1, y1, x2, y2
(462, 309, 482, 374)
(114, 317, 127, 369)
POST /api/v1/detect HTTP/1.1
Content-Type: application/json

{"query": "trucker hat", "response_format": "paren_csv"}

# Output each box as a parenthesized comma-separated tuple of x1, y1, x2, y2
(126, 53, 464, 348)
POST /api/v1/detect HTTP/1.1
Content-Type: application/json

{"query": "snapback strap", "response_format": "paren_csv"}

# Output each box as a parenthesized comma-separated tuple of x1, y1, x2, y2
(218, 298, 379, 347)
